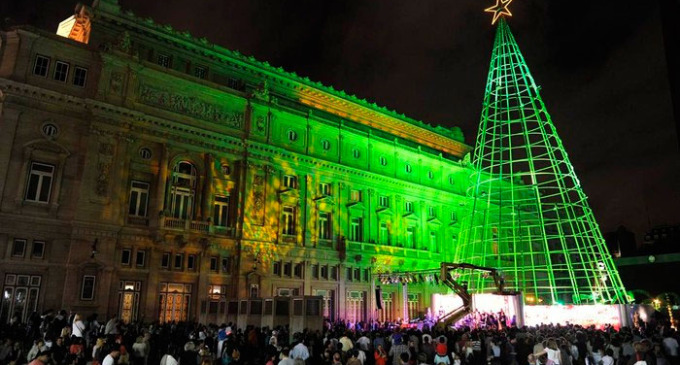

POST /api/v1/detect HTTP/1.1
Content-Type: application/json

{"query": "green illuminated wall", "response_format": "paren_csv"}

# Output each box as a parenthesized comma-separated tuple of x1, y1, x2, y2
(455, 19, 628, 305)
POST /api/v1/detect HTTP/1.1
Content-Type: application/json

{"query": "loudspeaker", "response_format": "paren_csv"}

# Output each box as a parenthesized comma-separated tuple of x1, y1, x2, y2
(375, 287, 383, 310)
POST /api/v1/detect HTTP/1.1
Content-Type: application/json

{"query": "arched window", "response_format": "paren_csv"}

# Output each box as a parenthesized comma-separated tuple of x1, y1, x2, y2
(170, 161, 196, 219)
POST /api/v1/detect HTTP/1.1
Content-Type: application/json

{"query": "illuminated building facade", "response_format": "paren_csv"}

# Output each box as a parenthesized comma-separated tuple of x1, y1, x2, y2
(0, 0, 473, 324)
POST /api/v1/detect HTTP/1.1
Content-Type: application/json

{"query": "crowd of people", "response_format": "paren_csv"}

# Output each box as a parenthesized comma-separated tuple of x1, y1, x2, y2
(0, 308, 678, 365)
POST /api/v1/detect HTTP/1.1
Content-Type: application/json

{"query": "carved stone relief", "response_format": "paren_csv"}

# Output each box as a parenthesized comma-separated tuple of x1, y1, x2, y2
(95, 142, 115, 197)
(138, 83, 244, 129)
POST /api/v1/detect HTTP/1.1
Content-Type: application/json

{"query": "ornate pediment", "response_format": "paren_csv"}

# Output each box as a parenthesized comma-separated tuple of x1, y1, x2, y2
(347, 201, 365, 210)
(278, 188, 300, 200)
(376, 207, 393, 216)
(427, 217, 443, 225)
(403, 212, 419, 221)
(313, 194, 335, 205)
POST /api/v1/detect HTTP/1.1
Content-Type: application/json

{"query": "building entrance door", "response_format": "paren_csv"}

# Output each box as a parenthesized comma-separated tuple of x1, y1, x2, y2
(159, 283, 191, 323)
(118, 281, 141, 324)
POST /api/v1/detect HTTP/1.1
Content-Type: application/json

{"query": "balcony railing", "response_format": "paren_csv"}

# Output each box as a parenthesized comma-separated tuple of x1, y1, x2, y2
(346, 240, 438, 259)
(160, 217, 233, 236)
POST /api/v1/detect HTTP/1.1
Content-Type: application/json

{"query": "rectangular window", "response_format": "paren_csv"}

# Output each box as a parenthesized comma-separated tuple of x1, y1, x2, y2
(379, 195, 389, 207)
(450, 211, 458, 223)
(354, 268, 361, 281)
(187, 255, 196, 271)
(157, 53, 171, 67)
(350, 189, 362, 202)
(213, 195, 230, 227)
(161, 253, 170, 269)
(174, 254, 183, 270)
(12, 239, 26, 257)
(73, 66, 87, 87)
(53, 61, 69, 82)
(429, 232, 438, 251)
(283, 262, 292, 277)
(25, 162, 54, 203)
(330, 266, 338, 280)
(350, 217, 363, 242)
(128, 181, 150, 217)
(221, 257, 231, 274)
(194, 66, 207, 79)
(227, 77, 241, 90)
(346, 267, 353, 281)
(210, 257, 218, 272)
(379, 222, 389, 245)
(311, 265, 319, 279)
(33, 55, 50, 77)
(121, 249, 131, 265)
(320, 265, 328, 280)
(319, 183, 332, 196)
(282, 206, 296, 236)
(429, 206, 437, 218)
(318, 212, 332, 240)
(273, 261, 281, 276)
(81, 275, 96, 300)
(31, 241, 45, 259)
(294, 263, 303, 279)
(364, 269, 370, 282)
(405, 201, 414, 213)
(136, 250, 146, 267)
(406, 226, 416, 248)
(282, 175, 297, 189)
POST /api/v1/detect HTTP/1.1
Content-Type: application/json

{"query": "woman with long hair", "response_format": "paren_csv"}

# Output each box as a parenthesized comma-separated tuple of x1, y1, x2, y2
(533, 339, 562, 365)
(375, 344, 388, 365)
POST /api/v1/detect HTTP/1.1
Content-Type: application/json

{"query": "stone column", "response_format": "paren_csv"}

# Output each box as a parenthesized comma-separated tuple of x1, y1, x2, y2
(402, 282, 409, 321)
(154, 145, 169, 226)
(202, 154, 214, 222)
(0, 108, 21, 201)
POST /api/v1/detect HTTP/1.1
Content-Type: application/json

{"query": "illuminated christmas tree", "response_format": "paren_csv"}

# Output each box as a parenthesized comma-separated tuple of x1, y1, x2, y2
(455, 8, 628, 304)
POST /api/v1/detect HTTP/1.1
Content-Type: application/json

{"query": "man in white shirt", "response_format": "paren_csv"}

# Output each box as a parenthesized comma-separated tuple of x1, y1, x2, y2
(356, 333, 371, 352)
(101, 348, 120, 365)
(104, 315, 118, 335)
(340, 332, 354, 354)
(290, 339, 310, 362)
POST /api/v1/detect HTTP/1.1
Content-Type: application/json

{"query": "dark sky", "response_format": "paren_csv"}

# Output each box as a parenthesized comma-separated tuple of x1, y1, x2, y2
(3, 0, 679, 241)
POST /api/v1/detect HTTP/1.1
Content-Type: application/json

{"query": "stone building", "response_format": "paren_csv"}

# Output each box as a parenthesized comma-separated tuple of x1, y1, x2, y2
(0, 0, 473, 325)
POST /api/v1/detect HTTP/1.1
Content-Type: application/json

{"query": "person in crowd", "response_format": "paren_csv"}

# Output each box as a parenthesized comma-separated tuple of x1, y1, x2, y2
(390, 336, 410, 365)
(663, 331, 679, 365)
(2, 307, 679, 365)
(132, 335, 149, 365)
(27, 339, 46, 363)
(102, 347, 121, 365)
(29, 349, 52, 365)
(92, 337, 106, 365)
(104, 314, 118, 335)
(532, 339, 562, 365)
(279, 347, 296, 365)
(376, 344, 389, 365)
(72, 314, 86, 338)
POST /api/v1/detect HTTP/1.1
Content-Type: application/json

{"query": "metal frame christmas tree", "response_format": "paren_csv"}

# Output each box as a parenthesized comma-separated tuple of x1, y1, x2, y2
(455, 4, 628, 305)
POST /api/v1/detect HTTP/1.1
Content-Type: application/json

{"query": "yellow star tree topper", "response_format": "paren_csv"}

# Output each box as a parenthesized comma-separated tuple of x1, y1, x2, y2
(485, 0, 513, 25)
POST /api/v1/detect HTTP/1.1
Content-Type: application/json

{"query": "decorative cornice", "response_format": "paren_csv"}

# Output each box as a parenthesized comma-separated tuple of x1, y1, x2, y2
(93, 5, 471, 155)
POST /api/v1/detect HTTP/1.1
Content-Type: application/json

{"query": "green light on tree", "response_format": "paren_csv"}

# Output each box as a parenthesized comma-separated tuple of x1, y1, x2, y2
(455, 19, 628, 305)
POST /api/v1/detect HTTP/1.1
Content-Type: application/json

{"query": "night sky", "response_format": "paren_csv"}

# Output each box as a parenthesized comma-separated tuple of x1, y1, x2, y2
(3, 0, 679, 242)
